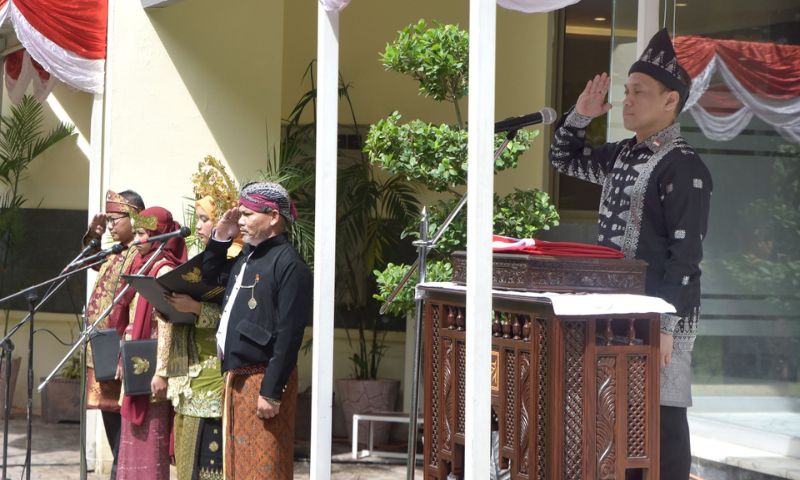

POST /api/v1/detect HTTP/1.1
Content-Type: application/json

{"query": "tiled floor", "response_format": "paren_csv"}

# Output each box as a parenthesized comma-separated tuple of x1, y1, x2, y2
(0, 417, 422, 479)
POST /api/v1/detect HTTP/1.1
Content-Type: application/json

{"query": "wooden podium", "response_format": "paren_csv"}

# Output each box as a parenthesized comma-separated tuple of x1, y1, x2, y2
(420, 254, 662, 480)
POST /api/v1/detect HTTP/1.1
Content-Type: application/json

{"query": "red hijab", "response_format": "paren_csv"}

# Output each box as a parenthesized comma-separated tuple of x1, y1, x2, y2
(111, 206, 187, 425)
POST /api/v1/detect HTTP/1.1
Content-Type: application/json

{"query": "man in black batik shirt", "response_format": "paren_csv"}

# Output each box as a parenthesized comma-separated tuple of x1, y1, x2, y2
(549, 28, 712, 479)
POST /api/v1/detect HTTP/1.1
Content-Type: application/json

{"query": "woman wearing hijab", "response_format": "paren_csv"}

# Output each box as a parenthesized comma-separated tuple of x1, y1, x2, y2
(112, 206, 188, 480)
(164, 166, 242, 480)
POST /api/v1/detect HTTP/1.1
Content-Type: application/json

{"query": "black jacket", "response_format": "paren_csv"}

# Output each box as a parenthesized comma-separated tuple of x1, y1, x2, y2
(549, 108, 712, 318)
(202, 233, 312, 400)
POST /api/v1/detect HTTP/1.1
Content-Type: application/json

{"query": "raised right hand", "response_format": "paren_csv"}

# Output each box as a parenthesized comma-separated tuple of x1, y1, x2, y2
(576, 73, 613, 118)
(88, 213, 106, 238)
(214, 208, 241, 241)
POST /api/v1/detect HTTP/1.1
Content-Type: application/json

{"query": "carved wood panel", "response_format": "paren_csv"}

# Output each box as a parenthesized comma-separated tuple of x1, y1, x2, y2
(422, 292, 660, 480)
(563, 321, 585, 480)
(596, 356, 617, 480)
(627, 355, 647, 459)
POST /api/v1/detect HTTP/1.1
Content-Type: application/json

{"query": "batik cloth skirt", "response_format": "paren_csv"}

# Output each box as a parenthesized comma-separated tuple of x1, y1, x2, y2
(85, 367, 121, 412)
(223, 364, 297, 479)
(117, 400, 171, 480)
(175, 414, 223, 480)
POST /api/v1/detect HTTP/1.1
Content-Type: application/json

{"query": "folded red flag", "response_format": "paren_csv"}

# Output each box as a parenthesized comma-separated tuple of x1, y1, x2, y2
(492, 235, 624, 259)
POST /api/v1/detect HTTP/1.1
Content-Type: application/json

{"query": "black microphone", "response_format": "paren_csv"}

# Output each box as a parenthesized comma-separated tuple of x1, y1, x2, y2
(73, 243, 126, 267)
(131, 226, 191, 246)
(494, 107, 558, 133)
(62, 239, 101, 272)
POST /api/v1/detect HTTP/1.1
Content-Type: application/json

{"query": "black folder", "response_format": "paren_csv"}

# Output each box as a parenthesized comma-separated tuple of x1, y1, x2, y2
(89, 328, 120, 381)
(121, 339, 158, 396)
(121, 255, 226, 325)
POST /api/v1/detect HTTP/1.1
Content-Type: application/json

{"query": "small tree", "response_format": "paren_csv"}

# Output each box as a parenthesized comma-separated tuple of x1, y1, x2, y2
(365, 20, 559, 316)
(0, 96, 74, 334)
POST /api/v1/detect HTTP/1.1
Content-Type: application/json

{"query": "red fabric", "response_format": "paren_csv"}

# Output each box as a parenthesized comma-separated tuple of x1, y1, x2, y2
(112, 207, 187, 427)
(492, 235, 624, 259)
(697, 84, 743, 115)
(675, 35, 800, 100)
(13, 0, 108, 60)
(5, 50, 22, 79)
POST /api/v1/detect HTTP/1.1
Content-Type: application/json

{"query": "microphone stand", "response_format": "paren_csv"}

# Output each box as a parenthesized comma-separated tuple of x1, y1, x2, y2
(40, 242, 167, 480)
(0, 250, 104, 480)
(401, 129, 520, 480)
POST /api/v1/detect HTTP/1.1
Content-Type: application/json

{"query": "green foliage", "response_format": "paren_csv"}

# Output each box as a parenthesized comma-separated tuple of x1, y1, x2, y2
(0, 96, 74, 334)
(364, 112, 535, 192)
(381, 20, 469, 104)
(494, 189, 561, 239)
(724, 146, 800, 296)
(373, 261, 453, 318)
(60, 351, 82, 380)
(278, 62, 421, 380)
(405, 189, 560, 259)
(368, 20, 560, 323)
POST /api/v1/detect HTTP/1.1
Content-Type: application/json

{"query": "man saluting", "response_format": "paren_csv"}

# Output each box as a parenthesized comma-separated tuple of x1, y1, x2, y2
(202, 181, 312, 479)
(549, 29, 712, 479)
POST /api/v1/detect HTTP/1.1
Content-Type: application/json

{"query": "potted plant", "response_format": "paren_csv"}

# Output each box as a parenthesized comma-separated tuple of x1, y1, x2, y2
(40, 350, 82, 423)
(257, 63, 420, 445)
(0, 95, 74, 418)
(365, 20, 560, 317)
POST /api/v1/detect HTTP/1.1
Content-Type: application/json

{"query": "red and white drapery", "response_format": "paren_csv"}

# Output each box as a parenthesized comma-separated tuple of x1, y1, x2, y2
(0, 0, 108, 100)
(4, 49, 55, 102)
(319, 0, 580, 13)
(674, 35, 800, 143)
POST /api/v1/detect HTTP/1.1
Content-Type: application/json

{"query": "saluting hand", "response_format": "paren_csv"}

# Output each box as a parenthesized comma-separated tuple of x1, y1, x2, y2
(88, 213, 106, 238)
(576, 73, 613, 118)
(214, 208, 241, 241)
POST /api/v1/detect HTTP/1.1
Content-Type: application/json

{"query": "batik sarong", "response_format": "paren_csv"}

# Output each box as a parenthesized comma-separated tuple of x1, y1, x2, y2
(223, 365, 297, 479)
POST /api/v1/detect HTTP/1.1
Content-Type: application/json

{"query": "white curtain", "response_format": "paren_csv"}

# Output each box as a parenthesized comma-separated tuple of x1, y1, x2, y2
(318, 0, 351, 12)
(9, 4, 105, 95)
(685, 54, 800, 143)
(319, 0, 581, 14)
(496, 0, 580, 13)
(5, 50, 57, 104)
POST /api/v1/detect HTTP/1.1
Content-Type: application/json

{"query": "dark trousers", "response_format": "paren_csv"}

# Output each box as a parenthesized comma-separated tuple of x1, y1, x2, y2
(660, 405, 691, 480)
(101, 410, 121, 480)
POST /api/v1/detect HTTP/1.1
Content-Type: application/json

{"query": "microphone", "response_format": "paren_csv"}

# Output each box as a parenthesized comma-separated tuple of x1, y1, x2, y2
(62, 239, 101, 272)
(131, 226, 191, 246)
(73, 243, 126, 268)
(494, 107, 558, 133)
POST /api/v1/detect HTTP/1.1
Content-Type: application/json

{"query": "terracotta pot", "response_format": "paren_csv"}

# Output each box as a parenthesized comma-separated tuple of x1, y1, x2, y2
(0, 356, 20, 419)
(40, 377, 81, 423)
(336, 378, 400, 447)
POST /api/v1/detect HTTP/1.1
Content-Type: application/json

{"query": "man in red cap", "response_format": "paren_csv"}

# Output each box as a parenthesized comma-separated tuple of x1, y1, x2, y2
(549, 29, 712, 478)
(202, 181, 311, 479)
(82, 189, 144, 480)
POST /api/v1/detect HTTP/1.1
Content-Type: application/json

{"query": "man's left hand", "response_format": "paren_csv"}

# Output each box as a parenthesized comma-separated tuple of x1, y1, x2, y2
(257, 396, 280, 420)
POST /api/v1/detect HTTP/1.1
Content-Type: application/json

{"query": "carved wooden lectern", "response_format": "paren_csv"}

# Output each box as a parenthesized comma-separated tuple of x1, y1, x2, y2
(420, 254, 662, 480)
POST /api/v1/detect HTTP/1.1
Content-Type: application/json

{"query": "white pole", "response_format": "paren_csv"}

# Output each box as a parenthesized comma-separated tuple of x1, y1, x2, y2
(86, 0, 115, 472)
(465, 0, 495, 478)
(310, 5, 339, 480)
(637, 0, 659, 56)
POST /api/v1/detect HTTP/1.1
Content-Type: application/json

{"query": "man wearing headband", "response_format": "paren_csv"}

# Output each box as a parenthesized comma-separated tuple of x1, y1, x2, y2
(549, 29, 712, 479)
(202, 181, 311, 479)
(82, 189, 144, 480)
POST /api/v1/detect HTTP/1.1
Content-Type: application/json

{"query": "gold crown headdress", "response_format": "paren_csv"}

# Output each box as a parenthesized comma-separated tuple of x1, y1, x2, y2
(191, 156, 239, 218)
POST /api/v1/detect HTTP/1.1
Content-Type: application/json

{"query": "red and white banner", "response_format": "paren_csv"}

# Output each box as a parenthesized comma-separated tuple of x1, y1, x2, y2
(0, 0, 107, 97)
(675, 35, 800, 143)
(319, 0, 580, 13)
